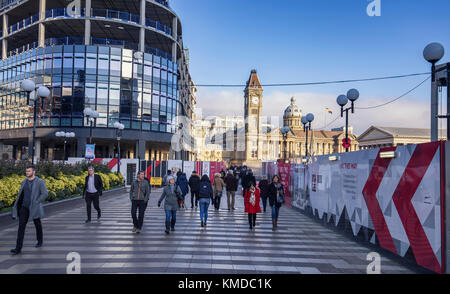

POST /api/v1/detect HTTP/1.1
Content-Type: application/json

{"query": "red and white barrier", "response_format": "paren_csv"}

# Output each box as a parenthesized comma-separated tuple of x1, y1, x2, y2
(273, 141, 447, 274)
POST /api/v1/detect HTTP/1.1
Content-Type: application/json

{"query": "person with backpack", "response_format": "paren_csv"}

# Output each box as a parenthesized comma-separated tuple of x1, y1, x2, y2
(244, 183, 261, 230)
(258, 175, 270, 213)
(176, 172, 189, 209)
(188, 171, 201, 209)
(198, 175, 213, 227)
(224, 170, 238, 210)
(268, 175, 285, 231)
(158, 176, 182, 234)
(212, 173, 226, 211)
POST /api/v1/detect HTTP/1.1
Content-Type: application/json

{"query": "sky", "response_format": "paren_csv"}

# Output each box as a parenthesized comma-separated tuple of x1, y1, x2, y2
(170, 0, 450, 135)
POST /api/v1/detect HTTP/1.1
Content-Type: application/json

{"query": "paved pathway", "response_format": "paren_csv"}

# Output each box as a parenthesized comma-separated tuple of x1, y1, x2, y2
(0, 188, 426, 274)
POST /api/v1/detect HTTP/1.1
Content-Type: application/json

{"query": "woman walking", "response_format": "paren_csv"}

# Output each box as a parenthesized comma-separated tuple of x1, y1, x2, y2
(158, 177, 182, 234)
(268, 175, 284, 231)
(198, 175, 213, 227)
(212, 173, 226, 211)
(176, 172, 189, 209)
(244, 183, 261, 230)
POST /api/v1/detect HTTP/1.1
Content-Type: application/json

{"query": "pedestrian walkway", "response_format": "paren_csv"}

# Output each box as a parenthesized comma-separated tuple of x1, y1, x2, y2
(0, 188, 425, 274)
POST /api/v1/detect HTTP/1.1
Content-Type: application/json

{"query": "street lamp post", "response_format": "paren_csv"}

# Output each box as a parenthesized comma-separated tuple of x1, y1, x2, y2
(423, 43, 446, 141)
(55, 131, 75, 164)
(21, 80, 50, 164)
(280, 126, 291, 159)
(301, 113, 314, 158)
(337, 89, 360, 152)
(114, 122, 125, 177)
(83, 108, 99, 144)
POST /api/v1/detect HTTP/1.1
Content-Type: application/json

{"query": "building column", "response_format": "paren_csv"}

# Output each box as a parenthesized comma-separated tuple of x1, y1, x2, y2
(172, 17, 178, 62)
(48, 143, 54, 161)
(2, 14, 8, 59)
(77, 137, 87, 158)
(139, 0, 146, 52)
(38, 0, 46, 47)
(137, 139, 146, 161)
(84, 0, 91, 45)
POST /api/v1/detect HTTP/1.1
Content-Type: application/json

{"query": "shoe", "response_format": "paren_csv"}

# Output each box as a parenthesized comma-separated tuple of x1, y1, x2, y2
(132, 227, 137, 233)
(35, 242, 43, 248)
(204, 222, 207, 227)
(85, 219, 91, 223)
(10, 249, 21, 255)
(171, 227, 175, 232)
(165, 221, 170, 234)
(249, 226, 253, 230)
(232, 207, 236, 210)
(136, 229, 141, 234)
(201, 221, 204, 227)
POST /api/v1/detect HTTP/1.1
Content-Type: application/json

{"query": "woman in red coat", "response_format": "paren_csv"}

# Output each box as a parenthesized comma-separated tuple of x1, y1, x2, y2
(244, 183, 261, 230)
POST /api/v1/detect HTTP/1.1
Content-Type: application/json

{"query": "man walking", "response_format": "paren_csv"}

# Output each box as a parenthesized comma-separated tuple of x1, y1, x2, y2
(224, 170, 238, 210)
(212, 173, 226, 211)
(188, 171, 201, 209)
(130, 171, 151, 234)
(83, 166, 103, 223)
(11, 165, 48, 255)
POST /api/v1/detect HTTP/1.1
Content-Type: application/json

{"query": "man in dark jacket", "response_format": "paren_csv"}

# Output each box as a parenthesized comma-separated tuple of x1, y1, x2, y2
(242, 169, 256, 196)
(83, 166, 103, 223)
(198, 175, 213, 227)
(188, 171, 201, 209)
(258, 176, 270, 213)
(224, 170, 238, 210)
(11, 165, 48, 255)
(129, 171, 151, 234)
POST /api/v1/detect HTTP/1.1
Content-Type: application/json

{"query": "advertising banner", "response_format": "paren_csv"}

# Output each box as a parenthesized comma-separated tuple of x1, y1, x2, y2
(85, 144, 95, 160)
(183, 161, 195, 179)
(202, 161, 210, 177)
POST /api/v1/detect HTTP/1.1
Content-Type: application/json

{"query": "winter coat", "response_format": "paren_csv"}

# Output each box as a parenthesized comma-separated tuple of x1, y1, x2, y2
(188, 174, 201, 192)
(158, 184, 182, 211)
(12, 177, 48, 220)
(268, 182, 284, 208)
(129, 179, 151, 202)
(258, 179, 270, 199)
(244, 188, 261, 214)
(199, 180, 213, 199)
(176, 175, 189, 196)
(243, 173, 256, 190)
(224, 174, 238, 192)
(213, 175, 226, 193)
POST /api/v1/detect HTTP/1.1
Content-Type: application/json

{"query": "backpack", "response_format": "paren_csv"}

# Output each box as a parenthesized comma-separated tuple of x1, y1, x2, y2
(199, 182, 210, 197)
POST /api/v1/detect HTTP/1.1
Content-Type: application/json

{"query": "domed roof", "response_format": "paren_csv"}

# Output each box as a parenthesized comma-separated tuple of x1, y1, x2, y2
(284, 97, 302, 118)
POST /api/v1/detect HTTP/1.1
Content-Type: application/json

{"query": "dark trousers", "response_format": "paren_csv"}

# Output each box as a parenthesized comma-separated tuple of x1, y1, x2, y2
(85, 192, 101, 220)
(15, 206, 43, 251)
(214, 192, 222, 210)
(191, 191, 199, 207)
(261, 197, 268, 212)
(131, 200, 146, 230)
(248, 213, 257, 228)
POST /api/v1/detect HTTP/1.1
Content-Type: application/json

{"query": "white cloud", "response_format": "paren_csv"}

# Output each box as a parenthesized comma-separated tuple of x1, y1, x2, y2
(195, 88, 431, 136)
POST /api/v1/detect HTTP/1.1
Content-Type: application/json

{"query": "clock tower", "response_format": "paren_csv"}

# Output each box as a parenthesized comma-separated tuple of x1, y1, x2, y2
(244, 69, 263, 163)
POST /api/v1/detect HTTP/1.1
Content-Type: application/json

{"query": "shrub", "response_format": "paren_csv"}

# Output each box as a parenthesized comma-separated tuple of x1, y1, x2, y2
(74, 186, 82, 196)
(47, 191, 56, 202)
(63, 188, 72, 197)
(56, 190, 65, 199)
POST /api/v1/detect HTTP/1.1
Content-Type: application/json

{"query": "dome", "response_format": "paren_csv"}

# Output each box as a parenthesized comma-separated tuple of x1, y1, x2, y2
(284, 97, 302, 118)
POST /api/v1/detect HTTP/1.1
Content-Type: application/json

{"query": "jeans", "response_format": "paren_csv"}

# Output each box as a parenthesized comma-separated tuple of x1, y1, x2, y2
(226, 191, 235, 209)
(191, 191, 199, 207)
(165, 210, 177, 223)
(85, 192, 101, 220)
(272, 205, 280, 220)
(261, 197, 268, 212)
(131, 200, 146, 230)
(199, 198, 210, 224)
(15, 206, 43, 251)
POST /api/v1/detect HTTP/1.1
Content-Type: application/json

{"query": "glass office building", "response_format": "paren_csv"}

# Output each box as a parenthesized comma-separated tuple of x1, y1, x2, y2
(0, 0, 195, 161)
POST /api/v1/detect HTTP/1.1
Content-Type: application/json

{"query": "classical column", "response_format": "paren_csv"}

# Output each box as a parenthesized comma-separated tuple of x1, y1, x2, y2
(38, 0, 46, 47)
(2, 14, 8, 59)
(84, 0, 91, 45)
(139, 0, 146, 52)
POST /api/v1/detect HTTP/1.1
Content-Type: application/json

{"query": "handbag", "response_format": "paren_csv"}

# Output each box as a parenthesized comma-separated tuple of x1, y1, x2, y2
(276, 189, 285, 204)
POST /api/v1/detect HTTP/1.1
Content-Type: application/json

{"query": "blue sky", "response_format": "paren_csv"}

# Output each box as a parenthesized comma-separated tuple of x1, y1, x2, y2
(170, 0, 450, 134)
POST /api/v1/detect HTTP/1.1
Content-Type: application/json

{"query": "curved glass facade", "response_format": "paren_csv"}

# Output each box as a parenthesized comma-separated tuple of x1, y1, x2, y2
(0, 45, 179, 133)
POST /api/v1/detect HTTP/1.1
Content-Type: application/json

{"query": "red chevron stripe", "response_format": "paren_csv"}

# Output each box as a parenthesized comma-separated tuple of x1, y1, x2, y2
(362, 147, 398, 254)
(92, 158, 103, 164)
(392, 142, 442, 273)
(107, 158, 118, 170)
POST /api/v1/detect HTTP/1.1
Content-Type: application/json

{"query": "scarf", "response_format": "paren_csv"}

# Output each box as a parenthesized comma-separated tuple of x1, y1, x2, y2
(249, 188, 256, 206)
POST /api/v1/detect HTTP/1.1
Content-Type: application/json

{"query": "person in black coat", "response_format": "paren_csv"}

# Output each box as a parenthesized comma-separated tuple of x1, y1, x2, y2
(258, 176, 270, 213)
(243, 170, 256, 196)
(188, 171, 201, 209)
(83, 166, 103, 223)
(268, 175, 284, 231)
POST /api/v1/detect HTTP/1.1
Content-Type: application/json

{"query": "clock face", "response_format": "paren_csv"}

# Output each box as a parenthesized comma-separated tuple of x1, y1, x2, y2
(252, 97, 259, 105)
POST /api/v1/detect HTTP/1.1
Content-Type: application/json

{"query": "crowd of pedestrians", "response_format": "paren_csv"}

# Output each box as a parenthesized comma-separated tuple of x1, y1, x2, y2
(8, 164, 286, 255)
